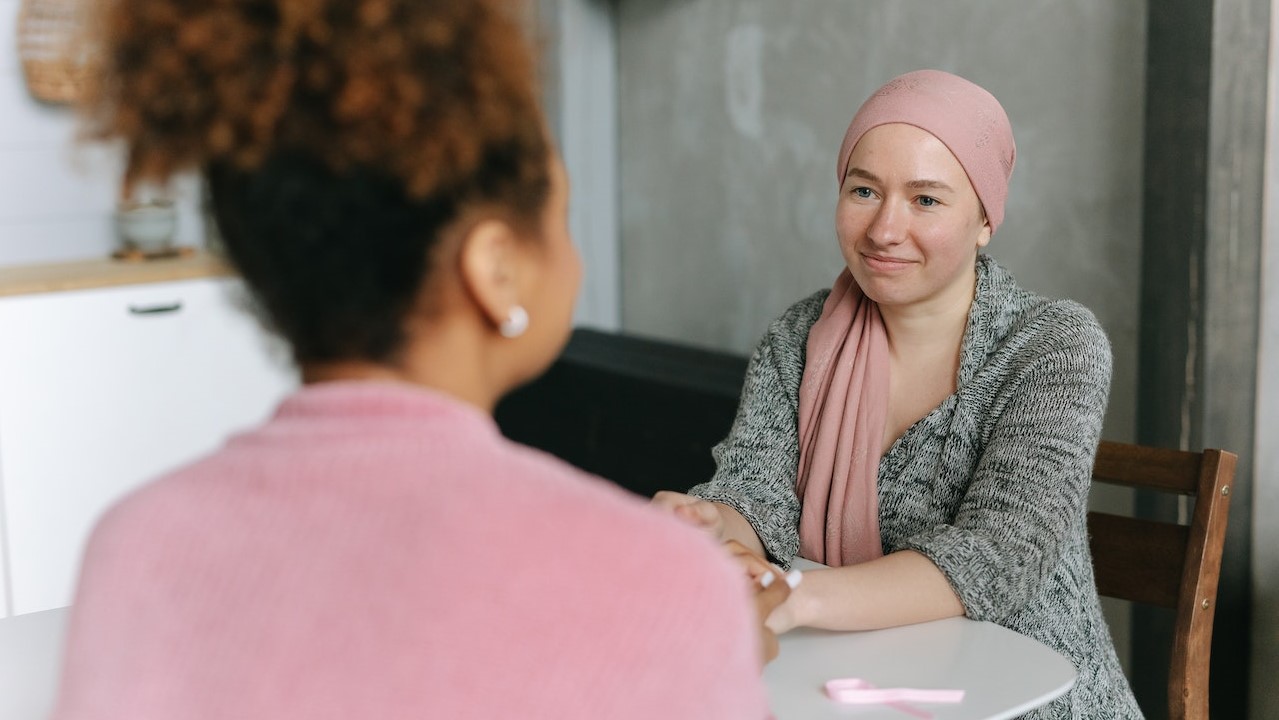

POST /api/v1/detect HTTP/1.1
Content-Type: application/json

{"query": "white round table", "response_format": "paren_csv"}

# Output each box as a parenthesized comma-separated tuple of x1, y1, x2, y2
(2, 564, 1077, 720)
(764, 561, 1077, 720)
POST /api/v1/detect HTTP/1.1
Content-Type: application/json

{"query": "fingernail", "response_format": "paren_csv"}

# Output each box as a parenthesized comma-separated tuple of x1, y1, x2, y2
(759, 571, 776, 588)
(785, 570, 803, 589)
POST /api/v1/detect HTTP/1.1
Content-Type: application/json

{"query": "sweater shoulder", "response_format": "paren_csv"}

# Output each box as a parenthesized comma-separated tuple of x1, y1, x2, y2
(770, 289, 829, 340)
(1002, 293, 1111, 360)
(978, 256, 1109, 357)
(752, 289, 828, 374)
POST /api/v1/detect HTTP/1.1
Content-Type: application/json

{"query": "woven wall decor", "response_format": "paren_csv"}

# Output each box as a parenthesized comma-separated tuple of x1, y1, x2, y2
(16, 0, 88, 104)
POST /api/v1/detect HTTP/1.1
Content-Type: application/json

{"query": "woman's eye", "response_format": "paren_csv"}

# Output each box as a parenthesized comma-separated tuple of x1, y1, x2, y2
(917, 196, 938, 207)
(851, 187, 873, 199)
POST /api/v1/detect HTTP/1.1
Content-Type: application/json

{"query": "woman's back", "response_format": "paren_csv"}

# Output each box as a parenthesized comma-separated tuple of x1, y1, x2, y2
(54, 382, 768, 719)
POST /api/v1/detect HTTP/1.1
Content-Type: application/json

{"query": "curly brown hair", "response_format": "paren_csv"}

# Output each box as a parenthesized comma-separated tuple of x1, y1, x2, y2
(82, 0, 552, 364)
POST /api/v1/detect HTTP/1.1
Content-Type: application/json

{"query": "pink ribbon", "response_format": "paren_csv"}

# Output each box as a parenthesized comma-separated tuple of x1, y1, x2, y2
(825, 678, 964, 719)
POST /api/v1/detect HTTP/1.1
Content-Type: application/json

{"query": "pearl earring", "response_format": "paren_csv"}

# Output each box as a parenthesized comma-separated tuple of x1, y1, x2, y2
(499, 305, 529, 338)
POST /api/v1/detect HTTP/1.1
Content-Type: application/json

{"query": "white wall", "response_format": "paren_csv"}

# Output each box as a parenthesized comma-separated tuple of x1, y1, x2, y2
(1254, 177, 1278, 718)
(0, 0, 203, 268)
(538, 0, 620, 331)
(1251, 2, 1279, 715)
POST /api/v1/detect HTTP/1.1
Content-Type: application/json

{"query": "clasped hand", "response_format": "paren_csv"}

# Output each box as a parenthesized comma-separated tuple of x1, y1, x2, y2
(652, 491, 802, 663)
(651, 490, 728, 537)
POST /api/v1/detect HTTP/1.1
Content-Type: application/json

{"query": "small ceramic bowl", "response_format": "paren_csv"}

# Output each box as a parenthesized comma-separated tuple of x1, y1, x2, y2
(116, 201, 178, 253)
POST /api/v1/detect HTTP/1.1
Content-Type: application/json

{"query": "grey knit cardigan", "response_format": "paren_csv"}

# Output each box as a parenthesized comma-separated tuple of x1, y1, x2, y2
(688, 255, 1141, 718)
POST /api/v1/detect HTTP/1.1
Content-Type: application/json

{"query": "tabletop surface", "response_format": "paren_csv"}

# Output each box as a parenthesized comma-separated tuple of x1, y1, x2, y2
(1, 564, 1076, 720)
(764, 560, 1077, 720)
(0, 607, 67, 720)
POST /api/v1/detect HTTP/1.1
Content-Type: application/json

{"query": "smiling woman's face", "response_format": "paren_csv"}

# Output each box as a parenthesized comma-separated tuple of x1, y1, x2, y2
(836, 123, 992, 312)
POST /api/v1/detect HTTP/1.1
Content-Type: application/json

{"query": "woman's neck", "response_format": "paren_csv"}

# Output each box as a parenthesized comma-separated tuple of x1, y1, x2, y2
(300, 320, 503, 413)
(878, 269, 977, 357)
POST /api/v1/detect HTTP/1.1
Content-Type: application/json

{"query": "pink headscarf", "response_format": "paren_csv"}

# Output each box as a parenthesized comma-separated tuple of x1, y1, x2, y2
(795, 70, 1015, 566)
(837, 69, 1016, 234)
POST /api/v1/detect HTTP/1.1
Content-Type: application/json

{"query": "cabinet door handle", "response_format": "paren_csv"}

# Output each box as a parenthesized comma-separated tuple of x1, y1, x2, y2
(127, 301, 183, 316)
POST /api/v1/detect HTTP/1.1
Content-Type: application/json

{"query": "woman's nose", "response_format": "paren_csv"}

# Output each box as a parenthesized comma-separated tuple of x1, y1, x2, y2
(865, 201, 908, 246)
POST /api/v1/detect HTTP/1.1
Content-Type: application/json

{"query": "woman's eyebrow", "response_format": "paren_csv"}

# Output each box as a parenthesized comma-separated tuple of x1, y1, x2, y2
(845, 167, 954, 193)
(905, 178, 954, 192)
(845, 167, 880, 183)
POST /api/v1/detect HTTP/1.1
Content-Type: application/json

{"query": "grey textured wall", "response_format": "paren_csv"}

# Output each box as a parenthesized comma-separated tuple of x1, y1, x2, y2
(616, 0, 1146, 446)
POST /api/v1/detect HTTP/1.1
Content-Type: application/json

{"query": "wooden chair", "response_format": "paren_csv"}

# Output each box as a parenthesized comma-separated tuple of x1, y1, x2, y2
(1088, 440, 1237, 720)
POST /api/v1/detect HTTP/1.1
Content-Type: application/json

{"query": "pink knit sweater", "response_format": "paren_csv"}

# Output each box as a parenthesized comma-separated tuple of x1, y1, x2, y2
(53, 381, 768, 719)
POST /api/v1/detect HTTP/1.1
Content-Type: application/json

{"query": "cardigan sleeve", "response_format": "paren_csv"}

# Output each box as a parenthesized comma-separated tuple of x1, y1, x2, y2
(685, 291, 826, 568)
(899, 302, 1113, 623)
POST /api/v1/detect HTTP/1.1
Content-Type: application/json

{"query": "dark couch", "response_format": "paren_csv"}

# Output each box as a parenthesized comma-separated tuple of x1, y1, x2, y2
(495, 329, 749, 498)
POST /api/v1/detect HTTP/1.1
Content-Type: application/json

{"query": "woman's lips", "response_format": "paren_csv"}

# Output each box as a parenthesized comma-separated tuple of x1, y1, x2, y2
(861, 254, 915, 272)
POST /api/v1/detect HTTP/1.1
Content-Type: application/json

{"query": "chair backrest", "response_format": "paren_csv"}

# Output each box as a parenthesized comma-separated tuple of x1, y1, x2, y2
(1087, 440, 1237, 720)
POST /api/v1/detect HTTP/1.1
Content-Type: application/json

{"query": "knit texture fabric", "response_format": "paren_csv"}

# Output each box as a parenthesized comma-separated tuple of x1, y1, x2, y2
(53, 382, 769, 720)
(689, 255, 1141, 718)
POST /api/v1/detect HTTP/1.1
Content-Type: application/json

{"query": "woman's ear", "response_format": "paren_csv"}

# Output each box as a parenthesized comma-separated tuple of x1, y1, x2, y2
(456, 218, 521, 332)
(976, 217, 993, 248)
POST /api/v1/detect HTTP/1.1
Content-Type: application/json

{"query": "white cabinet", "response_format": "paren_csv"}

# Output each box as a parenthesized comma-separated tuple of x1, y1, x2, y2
(0, 277, 296, 616)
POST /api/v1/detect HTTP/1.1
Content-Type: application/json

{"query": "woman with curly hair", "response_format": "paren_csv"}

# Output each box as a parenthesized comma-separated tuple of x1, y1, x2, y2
(52, 1, 780, 718)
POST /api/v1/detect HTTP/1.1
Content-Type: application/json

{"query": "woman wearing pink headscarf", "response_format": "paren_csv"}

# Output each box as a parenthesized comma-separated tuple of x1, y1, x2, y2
(654, 69, 1141, 718)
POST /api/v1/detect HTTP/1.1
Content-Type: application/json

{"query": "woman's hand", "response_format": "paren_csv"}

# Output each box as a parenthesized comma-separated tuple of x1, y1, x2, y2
(752, 568, 791, 664)
(722, 540, 800, 664)
(651, 491, 727, 539)
(652, 492, 770, 559)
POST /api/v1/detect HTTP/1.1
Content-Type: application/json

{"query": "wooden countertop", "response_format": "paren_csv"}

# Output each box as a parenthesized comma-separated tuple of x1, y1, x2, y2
(0, 250, 235, 298)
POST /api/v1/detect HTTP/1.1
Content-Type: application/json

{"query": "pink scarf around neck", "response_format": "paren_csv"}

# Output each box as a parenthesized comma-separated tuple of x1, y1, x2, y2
(795, 269, 890, 566)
